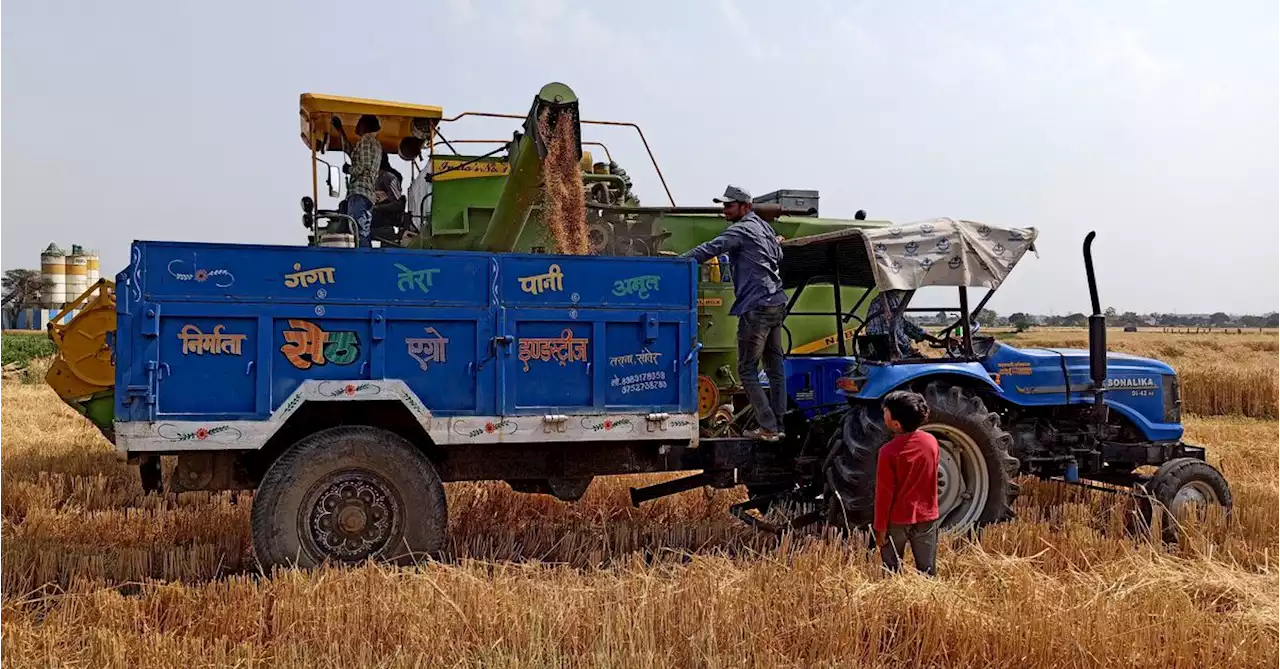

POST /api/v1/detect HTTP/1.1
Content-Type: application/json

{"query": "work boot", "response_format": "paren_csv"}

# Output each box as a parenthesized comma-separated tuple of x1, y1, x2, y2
(744, 428, 781, 442)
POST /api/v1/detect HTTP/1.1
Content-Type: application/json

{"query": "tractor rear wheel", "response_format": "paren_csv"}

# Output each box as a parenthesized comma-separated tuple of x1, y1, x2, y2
(251, 426, 447, 569)
(1137, 457, 1232, 543)
(825, 382, 1019, 534)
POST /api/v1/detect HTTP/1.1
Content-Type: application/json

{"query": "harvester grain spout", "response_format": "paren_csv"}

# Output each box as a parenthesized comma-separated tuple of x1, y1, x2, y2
(480, 82, 582, 252)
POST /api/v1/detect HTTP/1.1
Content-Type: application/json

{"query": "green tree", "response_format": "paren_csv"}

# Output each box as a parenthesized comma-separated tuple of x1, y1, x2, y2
(1008, 312, 1032, 332)
(2, 269, 52, 322)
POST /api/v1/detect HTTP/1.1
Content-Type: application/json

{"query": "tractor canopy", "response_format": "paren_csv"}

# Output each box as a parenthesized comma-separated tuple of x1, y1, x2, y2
(779, 218, 1038, 292)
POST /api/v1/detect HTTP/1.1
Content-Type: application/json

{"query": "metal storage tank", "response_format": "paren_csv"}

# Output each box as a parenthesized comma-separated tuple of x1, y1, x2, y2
(66, 245, 89, 303)
(40, 243, 66, 308)
(85, 248, 101, 284)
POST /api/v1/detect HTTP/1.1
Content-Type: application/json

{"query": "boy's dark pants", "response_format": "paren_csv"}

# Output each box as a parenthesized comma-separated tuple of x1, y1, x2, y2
(880, 518, 939, 576)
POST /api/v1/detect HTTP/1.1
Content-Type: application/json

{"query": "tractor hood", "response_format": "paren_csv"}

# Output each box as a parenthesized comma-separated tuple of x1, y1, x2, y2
(1025, 347, 1176, 376)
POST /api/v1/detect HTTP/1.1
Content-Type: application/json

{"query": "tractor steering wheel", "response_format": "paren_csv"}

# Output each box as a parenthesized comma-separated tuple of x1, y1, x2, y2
(925, 331, 962, 356)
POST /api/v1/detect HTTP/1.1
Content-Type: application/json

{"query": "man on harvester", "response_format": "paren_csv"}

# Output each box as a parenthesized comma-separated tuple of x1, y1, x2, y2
(331, 114, 382, 247)
(684, 185, 788, 442)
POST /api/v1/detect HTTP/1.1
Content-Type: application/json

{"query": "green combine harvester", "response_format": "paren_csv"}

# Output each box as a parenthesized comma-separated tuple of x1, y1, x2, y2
(295, 82, 880, 434)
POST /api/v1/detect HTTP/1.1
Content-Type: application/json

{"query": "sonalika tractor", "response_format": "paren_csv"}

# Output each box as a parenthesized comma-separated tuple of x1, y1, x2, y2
(42, 83, 1228, 567)
(710, 223, 1232, 542)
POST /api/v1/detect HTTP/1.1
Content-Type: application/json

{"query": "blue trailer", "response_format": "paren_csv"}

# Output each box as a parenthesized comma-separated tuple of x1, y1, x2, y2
(110, 240, 764, 566)
(115, 240, 702, 450)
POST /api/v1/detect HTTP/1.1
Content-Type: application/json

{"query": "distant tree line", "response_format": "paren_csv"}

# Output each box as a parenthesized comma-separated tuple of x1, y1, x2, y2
(952, 307, 1280, 331)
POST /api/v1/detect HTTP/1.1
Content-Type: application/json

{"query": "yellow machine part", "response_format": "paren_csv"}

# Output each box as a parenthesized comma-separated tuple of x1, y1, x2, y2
(46, 280, 116, 401)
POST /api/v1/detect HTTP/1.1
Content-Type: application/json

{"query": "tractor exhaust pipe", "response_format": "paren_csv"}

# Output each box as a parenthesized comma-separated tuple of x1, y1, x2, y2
(1083, 231, 1108, 429)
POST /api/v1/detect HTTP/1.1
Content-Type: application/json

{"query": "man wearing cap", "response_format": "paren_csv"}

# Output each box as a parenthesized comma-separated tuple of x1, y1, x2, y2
(683, 185, 788, 441)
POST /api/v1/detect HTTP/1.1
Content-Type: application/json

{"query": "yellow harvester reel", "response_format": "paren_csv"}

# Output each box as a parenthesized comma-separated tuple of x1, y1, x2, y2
(46, 280, 116, 402)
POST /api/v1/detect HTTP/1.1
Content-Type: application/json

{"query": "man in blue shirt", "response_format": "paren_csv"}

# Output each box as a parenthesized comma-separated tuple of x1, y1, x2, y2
(684, 185, 788, 441)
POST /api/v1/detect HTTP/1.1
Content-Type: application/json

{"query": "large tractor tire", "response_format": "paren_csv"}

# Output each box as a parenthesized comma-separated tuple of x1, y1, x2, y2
(825, 382, 1019, 534)
(1137, 457, 1232, 544)
(251, 426, 447, 569)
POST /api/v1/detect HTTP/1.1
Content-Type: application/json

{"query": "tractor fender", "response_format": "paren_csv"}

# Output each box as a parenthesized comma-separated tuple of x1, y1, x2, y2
(853, 362, 999, 401)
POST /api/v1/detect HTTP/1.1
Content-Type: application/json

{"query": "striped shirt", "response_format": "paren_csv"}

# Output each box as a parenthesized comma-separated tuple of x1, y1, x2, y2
(349, 133, 381, 202)
(865, 290, 928, 355)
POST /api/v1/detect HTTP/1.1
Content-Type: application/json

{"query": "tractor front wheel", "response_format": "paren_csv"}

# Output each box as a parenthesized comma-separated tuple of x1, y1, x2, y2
(825, 382, 1019, 534)
(1138, 457, 1232, 543)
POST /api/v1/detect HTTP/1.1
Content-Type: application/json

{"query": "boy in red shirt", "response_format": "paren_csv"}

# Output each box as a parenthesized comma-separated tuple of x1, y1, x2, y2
(874, 390, 940, 576)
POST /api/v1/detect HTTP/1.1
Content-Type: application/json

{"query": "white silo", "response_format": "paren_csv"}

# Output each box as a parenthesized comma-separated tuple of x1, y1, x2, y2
(66, 245, 89, 303)
(86, 248, 101, 284)
(40, 243, 66, 308)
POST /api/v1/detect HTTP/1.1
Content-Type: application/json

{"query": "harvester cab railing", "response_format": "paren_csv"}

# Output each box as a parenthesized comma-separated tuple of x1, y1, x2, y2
(436, 110, 677, 207)
(777, 219, 1039, 363)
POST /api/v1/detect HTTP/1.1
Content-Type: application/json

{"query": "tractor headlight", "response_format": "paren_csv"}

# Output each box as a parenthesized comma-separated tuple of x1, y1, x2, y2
(1162, 374, 1181, 423)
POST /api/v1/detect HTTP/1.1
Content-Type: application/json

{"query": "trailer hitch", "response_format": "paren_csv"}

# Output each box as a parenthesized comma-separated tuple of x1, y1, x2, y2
(729, 501, 822, 534)
(728, 490, 823, 535)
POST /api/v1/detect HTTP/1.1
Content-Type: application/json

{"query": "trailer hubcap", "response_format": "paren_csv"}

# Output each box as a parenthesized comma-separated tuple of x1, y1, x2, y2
(303, 470, 403, 562)
(925, 424, 990, 532)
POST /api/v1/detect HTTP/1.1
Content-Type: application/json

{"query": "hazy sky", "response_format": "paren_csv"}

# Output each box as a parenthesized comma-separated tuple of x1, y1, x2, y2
(3, 0, 1276, 314)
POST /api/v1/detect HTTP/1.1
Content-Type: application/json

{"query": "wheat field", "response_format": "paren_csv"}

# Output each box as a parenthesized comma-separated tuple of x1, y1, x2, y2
(1, 331, 1277, 667)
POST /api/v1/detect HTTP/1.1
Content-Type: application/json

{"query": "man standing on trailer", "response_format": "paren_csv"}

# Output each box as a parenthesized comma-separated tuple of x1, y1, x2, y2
(683, 185, 788, 442)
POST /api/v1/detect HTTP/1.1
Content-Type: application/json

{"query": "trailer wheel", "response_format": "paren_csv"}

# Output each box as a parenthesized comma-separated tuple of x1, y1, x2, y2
(251, 426, 447, 569)
(825, 382, 1019, 534)
(1137, 457, 1232, 543)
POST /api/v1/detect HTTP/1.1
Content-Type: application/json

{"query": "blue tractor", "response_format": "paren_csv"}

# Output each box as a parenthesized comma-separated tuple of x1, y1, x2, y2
(705, 219, 1231, 541)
